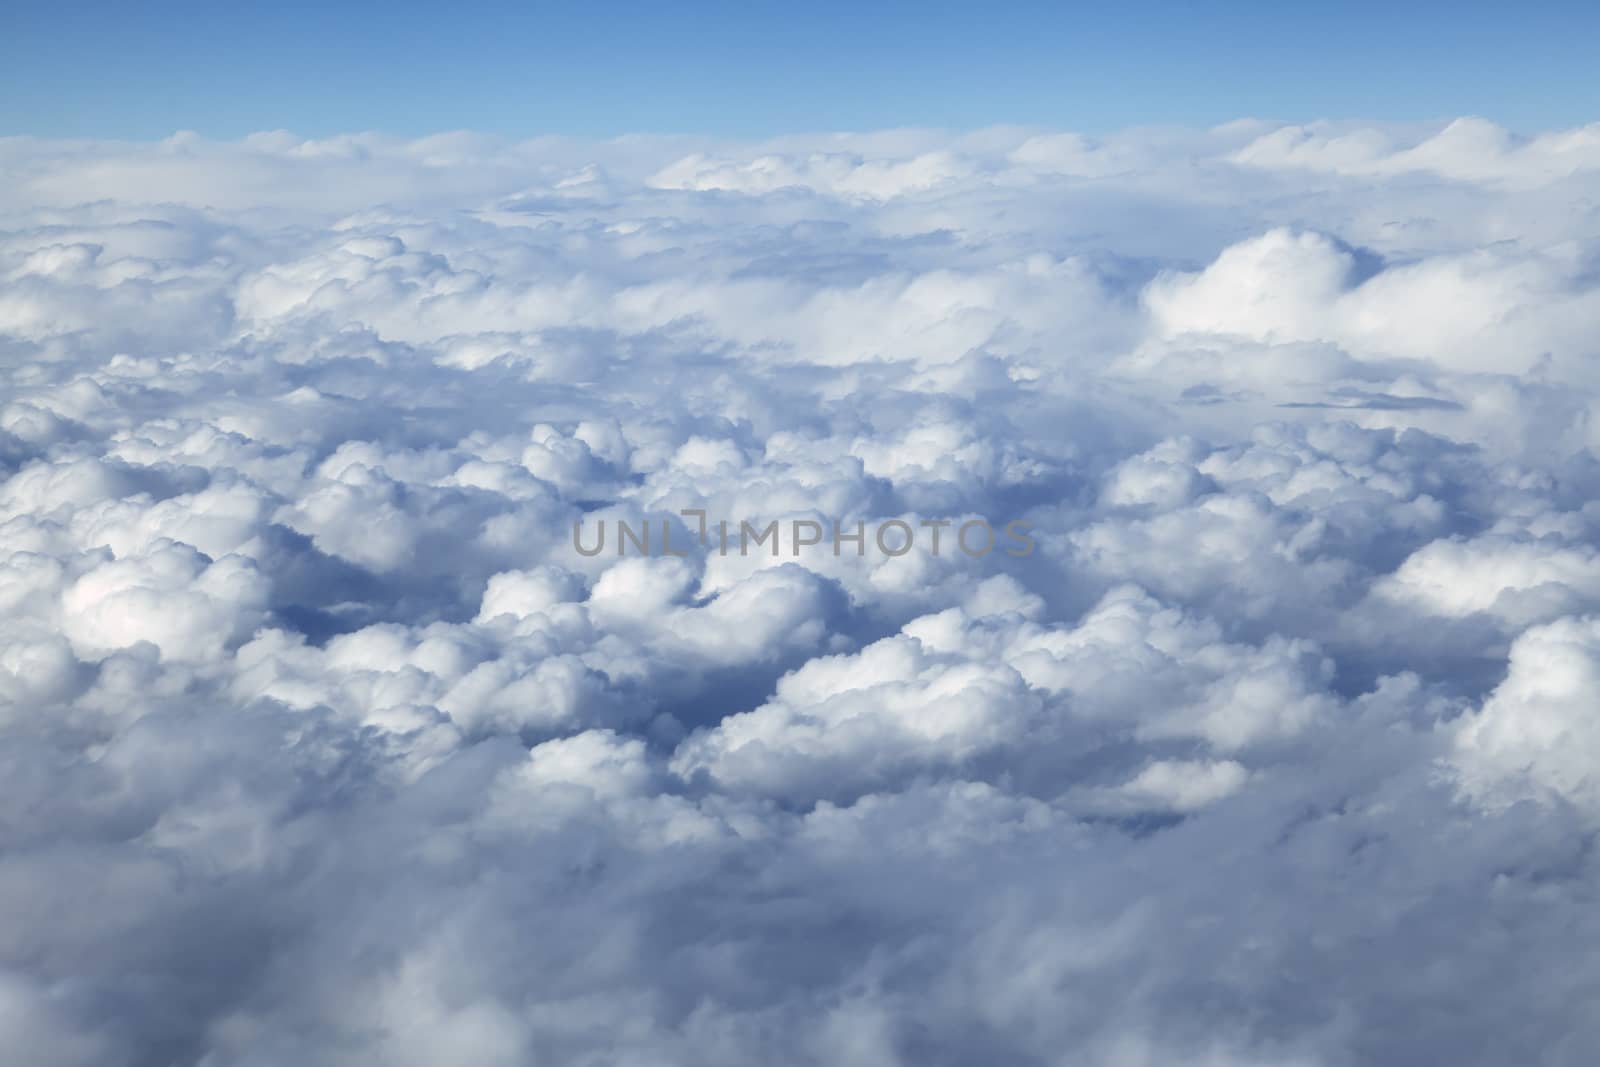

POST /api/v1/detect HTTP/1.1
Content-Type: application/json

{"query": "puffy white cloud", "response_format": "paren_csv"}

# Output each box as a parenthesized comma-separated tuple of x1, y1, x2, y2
(1377, 535, 1600, 622)
(1453, 616, 1600, 817)
(673, 582, 1332, 803)
(1144, 227, 1600, 379)
(1077, 758, 1252, 815)
(59, 542, 269, 663)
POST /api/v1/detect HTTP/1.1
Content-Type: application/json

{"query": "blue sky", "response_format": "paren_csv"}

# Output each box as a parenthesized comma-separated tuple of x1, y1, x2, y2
(4, 1, 1598, 139)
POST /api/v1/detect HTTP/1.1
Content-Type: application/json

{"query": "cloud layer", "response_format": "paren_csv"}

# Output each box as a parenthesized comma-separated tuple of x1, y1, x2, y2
(4, 118, 1600, 1065)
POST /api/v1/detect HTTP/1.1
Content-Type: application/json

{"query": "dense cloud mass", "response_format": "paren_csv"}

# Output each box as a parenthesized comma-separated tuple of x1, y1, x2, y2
(4, 118, 1600, 1064)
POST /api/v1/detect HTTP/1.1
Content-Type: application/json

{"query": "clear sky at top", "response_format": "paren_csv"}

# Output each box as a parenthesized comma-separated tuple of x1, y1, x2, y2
(3, 1, 1597, 140)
